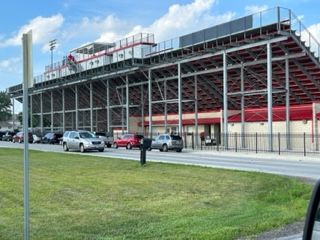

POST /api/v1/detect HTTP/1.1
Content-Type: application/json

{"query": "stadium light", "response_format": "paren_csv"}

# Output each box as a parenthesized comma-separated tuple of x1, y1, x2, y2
(49, 39, 57, 69)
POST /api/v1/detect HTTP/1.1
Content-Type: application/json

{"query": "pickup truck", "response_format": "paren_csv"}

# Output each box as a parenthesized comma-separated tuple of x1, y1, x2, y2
(94, 132, 114, 148)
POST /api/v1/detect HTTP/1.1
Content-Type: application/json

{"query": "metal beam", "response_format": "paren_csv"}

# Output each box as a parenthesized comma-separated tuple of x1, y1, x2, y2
(227, 88, 286, 96)
(148, 69, 152, 137)
(40, 93, 43, 133)
(285, 58, 291, 149)
(126, 75, 129, 133)
(75, 85, 79, 130)
(178, 63, 182, 136)
(90, 83, 93, 132)
(107, 80, 110, 133)
(240, 64, 245, 148)
(51, 91, 53, 132)
(62, 88, 65, 132)
(223, 51, 228, 147)
(267, 43, 273, 152)
(195, 75, 199, 148)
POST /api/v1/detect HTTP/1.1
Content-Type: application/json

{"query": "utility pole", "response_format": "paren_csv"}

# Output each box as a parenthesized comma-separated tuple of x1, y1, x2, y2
(49, 39, 57, 69)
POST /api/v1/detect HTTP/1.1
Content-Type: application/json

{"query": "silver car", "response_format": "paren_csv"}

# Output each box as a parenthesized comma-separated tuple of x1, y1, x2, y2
(150, 134, 183, 152)
(62, 130, 105, 153)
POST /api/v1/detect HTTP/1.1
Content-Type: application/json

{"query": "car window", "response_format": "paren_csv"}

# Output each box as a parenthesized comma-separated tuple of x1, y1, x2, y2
(79, 132, 94, 138)
(166, 135, 170, 140)
(171, 135, 182, 140)
(63, 131, 70, 137)
(69, 132, 76, 138)
(159, 136, 165, 140)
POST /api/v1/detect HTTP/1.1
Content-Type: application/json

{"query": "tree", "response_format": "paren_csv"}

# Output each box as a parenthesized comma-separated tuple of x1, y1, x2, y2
(0, 91, 12, 121)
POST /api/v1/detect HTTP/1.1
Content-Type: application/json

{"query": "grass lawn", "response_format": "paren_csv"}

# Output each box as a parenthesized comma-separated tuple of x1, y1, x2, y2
(0, 148, 312, 240)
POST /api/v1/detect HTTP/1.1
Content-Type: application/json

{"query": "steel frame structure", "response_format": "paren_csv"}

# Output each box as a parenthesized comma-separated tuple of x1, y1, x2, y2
(8, 7, 320, 151)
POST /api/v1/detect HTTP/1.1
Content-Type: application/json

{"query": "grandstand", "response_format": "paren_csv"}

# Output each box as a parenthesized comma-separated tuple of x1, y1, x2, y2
(7, 7, 320, 152)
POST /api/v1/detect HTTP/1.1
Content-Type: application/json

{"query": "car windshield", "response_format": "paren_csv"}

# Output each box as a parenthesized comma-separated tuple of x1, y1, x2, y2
(79, 132, 95, 138)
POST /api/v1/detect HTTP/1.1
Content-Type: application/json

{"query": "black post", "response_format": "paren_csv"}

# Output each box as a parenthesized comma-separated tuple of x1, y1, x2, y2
(304, 132, 306, 157)
(200, 138, 203, 150)
(184, 132, 187, 149)
(191, 132, 194, 150)
(255, 132, 258, 154)
(140, 149, 146, 166)
(278, 132, 280, 155)
(235, 132, 238, 152)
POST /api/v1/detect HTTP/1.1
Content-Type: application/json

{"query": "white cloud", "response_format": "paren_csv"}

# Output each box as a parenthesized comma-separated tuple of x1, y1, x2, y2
(245, 5, 268, 15)
(301, 23, 320, 54)
(0, 57, 21, 73)
(127, 0, 236, 42)
(0, 14, 64, 48)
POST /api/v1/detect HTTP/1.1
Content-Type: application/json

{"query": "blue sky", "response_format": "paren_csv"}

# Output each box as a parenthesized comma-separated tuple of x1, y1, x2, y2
(1, 0, 320, 92)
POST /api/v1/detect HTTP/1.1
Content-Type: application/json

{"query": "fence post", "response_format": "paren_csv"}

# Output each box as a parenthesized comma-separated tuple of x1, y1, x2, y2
(184, 132, 187, 149)
(304, 132, 306, 157)
(201, 138, 203, 150)
(191, 132, 194, 150)
(235, 132, 238, 152)
(255, 132, 258, 154)
(278, 132, 280, 155)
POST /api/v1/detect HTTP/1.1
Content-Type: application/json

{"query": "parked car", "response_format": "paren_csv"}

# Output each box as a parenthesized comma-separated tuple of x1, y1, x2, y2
(62, 130, 105, 152)
(2, 131, 16, 142)
(149, 134, 183, 152)
(12, 132, 33, 143)
(42, 132, 63, 144)
(205, 136, 216, 146)
(114, 134, 144, 149)
(32, 134, 42, 144)
(0, 131, 6, 140)
(94, 132, 114, 148)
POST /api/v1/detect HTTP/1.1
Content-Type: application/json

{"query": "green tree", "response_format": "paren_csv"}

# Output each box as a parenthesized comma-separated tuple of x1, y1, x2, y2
(0, 91, 12, 121)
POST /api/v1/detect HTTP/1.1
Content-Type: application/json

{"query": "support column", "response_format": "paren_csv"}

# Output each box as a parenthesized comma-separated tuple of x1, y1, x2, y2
(164, 79, 168, 132)
(90, 83, 93, 132)
(148, 69, 152, 137)
(51, 91, 53, 132)
(40, 93, 43, 134)
(12, 98, 15, 130)
(106, 80, 110, 133)
(126, 75, 130, 133)
(285, 58, 291, 149)
(141, 84, 145, 135)
(267, 42, 273, 151)
(121, 87, 124, 134)
(240, 64, 245, 148)
(178, 63, 182, 136)
(30, 95, 33, 129)
(194, 75, 199, 147)
(75, 85, 79, 130)
(62, 88, 65, 132)
(223, 51, 228, 147)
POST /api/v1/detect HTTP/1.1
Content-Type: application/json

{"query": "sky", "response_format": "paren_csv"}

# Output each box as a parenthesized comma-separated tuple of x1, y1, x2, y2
(1, 0, 320, 93)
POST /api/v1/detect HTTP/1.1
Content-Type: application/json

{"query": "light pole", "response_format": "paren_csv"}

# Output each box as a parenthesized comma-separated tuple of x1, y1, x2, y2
(49, 39, 57, 69)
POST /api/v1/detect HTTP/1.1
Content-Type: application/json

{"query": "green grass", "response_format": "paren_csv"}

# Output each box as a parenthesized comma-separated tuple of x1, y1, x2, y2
(0, 148, 312, 240)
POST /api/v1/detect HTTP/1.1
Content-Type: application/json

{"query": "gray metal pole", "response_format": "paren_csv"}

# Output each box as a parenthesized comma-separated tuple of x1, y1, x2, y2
(223, 51, 228, 147)
(164, 79, 168, 132)
(126, 75, 130, 133)
(285, 58, 290, 149)
(90, 83, 93, 132)
(106, 80, 110, 133)
(194, 75, 199, 147)
(62, 88, 65, 132)
(22, 30, 33, 240)
(75, 85, 79, 130)
(12, 98, 15, 130)
(178, 63, 183, 136)
(121, 87, 124, 134)
(40, 93, 43, 134)
(240, 64, 245, 148)
(148, 69, 152, 137)
(141, 84, 145, 135)
(267, 42, 273, 151)
(51, 91, 53, 132)
(30, 95, 33, 129)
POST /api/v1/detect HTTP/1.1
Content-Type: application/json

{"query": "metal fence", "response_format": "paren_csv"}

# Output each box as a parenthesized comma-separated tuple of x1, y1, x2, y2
(141, 132, 320, 157)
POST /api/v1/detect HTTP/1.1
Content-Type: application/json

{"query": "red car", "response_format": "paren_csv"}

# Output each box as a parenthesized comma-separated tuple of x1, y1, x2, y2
(12, 132, 33, 143)
(114, 134, 143, 149)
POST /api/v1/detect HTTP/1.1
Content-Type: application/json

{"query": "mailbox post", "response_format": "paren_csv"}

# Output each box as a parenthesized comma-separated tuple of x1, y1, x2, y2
(140, 138, 152, 165)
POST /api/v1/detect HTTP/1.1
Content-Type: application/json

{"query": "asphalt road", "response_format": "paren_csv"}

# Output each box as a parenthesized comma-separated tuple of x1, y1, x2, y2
(1, 141, 320, 180)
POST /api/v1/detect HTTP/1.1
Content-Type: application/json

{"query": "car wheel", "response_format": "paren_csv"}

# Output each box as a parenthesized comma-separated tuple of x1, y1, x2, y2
(126, 143, 132, 150)
(98, 148, 104, 152)
(176, 149, 182, 152)
(114, 143, 118, 149)
(63, 143, 69, 152)
(80, 144, 85, 153)
(162, 144, 168, 152)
